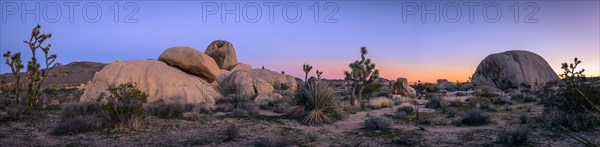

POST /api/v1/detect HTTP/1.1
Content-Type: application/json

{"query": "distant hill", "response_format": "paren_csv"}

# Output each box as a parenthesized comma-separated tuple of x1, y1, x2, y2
(0, 61, 106, 88)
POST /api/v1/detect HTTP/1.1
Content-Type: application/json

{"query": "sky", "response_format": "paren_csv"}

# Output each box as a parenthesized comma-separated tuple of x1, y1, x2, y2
(0, 0, 599, 83)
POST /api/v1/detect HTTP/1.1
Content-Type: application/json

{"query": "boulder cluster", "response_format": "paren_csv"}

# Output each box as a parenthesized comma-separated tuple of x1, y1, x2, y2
(80, 40, 297, 107)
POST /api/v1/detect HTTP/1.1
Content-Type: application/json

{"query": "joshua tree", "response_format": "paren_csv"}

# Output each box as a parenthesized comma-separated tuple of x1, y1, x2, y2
(344, 47, 379, 106)
(316, 70, 323, 79)
(3, 24, 61, 108)
(303, 64, 313, 82)
(560, 57, 585, 84)
(3, 51, 24, 107)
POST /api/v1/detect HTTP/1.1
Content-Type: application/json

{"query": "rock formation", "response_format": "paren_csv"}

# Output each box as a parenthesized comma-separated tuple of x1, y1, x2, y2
(80, 60, 222, 105)
(391, 78, 417, 97)
(205, 40, 238, 70)
(158, 46, 220, 83)
(472, 50, 559, 89)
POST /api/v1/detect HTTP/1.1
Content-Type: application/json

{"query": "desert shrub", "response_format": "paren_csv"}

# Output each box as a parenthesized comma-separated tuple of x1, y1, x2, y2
(257, 95, 291, 113)
(397, 103, 414, 114)
(425, 96, 443, 108)
(468, 97, 493, 110)
(496, 125, 529, 145)
(542, 58, 600, 131)
(519, 113, 527, 124)
(288, 82, 339, 125)
(446, 108, 458, 118)
(97, 82, 148, 131)
(223, 124, 238, 142)
(146, 102, 184, 119)
(542, 107, 597, 130)
(366, 97, 394, 109)
(229, 109, 251, 118)
(52, 102, 107, 135)
(448, 100, 464, 107)
(305, 132, 319, 142)
(361, 82, 382, 99)
(512, 93, 536, 103)
(184, 103, 195, 112)
(364, 116, 392, 130)
(227, 101, 259, 118)
(493, 97, 512, 105)
(460, 109, 491, 126)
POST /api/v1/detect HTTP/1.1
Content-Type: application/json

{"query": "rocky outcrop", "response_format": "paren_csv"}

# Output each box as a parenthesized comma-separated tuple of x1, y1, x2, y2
(158, 46, 220, 83)
(80, 60, 222, 105)
(472, 50, 559, 89)
(205, 40, 238, 70)
(229, 63, 252, 72)
(391, 78, 417, 98)
(223, 69, 297, 96)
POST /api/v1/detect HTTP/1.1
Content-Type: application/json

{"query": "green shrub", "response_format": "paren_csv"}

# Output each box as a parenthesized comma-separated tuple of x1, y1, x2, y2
(496, 125, 529, 145)
(365, 116, 392, 130)
(460, 109, 491, 126)
(97, 82, 148, 131)
(288, 82, 339, 125)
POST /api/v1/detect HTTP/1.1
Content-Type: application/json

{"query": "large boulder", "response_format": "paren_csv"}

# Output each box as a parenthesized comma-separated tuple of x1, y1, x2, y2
(205, 40, 239, 70)
(223, 69, 297, 96)
(158, 46, 220, 83)
(472, 50, 559, 89)
(80, 60, 222, 105)
(391, 78, 417, 98)
(229, 62, 252, 72)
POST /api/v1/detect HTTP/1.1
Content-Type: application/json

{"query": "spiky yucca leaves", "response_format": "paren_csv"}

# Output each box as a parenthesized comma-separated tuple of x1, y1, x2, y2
(289, 82, 338, 125)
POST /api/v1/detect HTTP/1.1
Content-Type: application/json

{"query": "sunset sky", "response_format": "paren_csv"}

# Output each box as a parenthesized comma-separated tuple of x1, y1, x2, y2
(1, 1, 598, 83)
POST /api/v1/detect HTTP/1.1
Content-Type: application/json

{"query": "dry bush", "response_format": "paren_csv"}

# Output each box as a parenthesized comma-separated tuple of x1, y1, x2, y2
(365, 116, 392, 130)
(425, 96, 443, 108)
(223, 124, 238, 142)
(146, 102, 185, 119)
(366, 97, 394, 109)
(52, 102, 107, 135)
(496, 125, 529, 145)
(397, 103, 414, 114)
(460, 109, 491, 126)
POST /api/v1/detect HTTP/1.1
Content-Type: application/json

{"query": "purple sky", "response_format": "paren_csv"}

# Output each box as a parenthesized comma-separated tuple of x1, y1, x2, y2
(1, 1, 599, 83)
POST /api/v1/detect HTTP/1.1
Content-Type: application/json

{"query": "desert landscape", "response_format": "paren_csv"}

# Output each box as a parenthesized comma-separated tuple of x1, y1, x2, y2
(0, 24, 599, 146)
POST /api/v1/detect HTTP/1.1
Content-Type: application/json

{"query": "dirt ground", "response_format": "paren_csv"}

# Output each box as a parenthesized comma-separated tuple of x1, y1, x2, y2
(1, 94, 599, 146)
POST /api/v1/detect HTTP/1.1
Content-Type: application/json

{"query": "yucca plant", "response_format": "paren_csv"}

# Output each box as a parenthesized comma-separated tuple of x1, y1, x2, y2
(288, 82, 338, 125)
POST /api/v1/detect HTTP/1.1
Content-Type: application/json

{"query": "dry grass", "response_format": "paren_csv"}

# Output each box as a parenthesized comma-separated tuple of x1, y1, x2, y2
(367, 97, 394, 109)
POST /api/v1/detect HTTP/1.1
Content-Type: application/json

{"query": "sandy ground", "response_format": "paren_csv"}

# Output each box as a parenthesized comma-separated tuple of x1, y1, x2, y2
(1, 94, 599, 146)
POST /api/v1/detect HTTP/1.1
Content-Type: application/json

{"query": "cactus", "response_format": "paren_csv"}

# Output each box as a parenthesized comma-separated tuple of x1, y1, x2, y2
(560, 57, 585, 84)
(303, 64, 313, 82)
(344, 47, 379, 106)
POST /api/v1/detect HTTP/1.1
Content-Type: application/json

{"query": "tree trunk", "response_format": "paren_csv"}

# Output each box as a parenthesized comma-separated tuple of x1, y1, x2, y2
(350, 82, 357, 106)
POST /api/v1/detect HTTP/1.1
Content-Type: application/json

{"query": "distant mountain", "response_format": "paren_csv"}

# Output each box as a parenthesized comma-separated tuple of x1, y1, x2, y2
(0, 61, 106, 88)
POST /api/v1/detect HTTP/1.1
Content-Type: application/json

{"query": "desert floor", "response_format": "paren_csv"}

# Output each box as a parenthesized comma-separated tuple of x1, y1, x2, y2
(1, 92, 599, 147)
